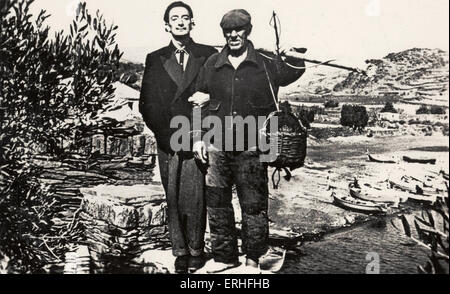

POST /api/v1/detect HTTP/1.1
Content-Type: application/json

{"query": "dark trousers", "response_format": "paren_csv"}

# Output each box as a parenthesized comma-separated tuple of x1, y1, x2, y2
(158, 148, 206, 257)
(205, 151, 269, 263)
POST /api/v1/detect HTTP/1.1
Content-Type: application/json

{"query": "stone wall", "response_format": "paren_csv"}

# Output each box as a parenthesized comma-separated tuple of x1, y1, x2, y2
(91, 133, 157, 157)
(32, 119, 158, 157)
(35, 155, 157, 225)
(79, 185, 170, 274)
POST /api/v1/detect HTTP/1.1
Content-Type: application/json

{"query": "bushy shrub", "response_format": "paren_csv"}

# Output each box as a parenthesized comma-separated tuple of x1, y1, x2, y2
(416, 105, 430, 115)
(1, 0, 122, 157)
(340, 104, 369, 131)
(292, 104, 317, 129)
(367, 109, 379, 126)
(443, 125, 449, 136)
(409, 119, 434, 126)
(416, 105, 446, 115)
(430, 106, 446, 115)
(0, 0, 122, 272)
(0, 164, 84, 273)
(116, 62, 145, 90)
(380, 101, 398, 113)
(324, 100, 339, 108)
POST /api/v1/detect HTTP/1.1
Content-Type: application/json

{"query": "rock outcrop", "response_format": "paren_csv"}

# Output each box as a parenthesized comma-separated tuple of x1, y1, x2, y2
(290, 48, 449, 106)
(333, 48, 449, 103)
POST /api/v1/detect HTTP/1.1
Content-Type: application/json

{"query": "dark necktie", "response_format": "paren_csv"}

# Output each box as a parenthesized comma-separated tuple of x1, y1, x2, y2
(176, 49, 186, 71)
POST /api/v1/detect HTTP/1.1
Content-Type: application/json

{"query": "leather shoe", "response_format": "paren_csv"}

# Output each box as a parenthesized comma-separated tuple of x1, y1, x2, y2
(188, 255, 206, 273)
(174, 255, 189, 274)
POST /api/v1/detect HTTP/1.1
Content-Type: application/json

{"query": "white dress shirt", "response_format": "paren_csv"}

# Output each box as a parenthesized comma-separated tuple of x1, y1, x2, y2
(173, 42, 189, 71)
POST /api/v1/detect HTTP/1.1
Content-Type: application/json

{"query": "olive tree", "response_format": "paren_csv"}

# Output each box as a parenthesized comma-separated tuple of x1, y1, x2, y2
(0, 0, 122, 272)
(340, 104, 369, 132)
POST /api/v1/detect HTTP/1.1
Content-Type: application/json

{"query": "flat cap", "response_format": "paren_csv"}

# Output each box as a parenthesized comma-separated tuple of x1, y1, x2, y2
(220, 9, 251, 30)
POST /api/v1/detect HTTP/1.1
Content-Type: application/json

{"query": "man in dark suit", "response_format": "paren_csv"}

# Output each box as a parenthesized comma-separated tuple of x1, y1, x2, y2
(139, 1, 217, 273)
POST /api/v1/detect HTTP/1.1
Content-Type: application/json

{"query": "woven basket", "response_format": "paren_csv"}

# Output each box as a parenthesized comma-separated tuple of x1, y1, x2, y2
(262, 110, 308, 170)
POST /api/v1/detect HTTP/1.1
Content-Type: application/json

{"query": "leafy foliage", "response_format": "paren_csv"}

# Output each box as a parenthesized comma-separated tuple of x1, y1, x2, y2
(324, 100, 339, 108)
(115, 61, 145, 90)
(415, 105, 446, 115)
(340, 104, 369, 132)
(0, 164, 84, 273)
(380, 101, 398, 113)
(0, 0, 122, 272)
(430, 106, 446, 115)
(1, 0, 122, 157)
(280, 102, 322, 129)
(416, 105, 430, 115)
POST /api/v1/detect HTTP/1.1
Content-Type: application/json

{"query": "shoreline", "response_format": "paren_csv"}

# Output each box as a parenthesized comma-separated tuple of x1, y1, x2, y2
(266, 133, 449, 242)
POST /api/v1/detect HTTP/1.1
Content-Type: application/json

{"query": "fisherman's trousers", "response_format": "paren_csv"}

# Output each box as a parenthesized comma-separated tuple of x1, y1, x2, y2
(205, 150, 269, 263)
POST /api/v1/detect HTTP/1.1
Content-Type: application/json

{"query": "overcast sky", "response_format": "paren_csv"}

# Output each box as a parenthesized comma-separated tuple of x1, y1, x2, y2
(34, 0, 449, 67)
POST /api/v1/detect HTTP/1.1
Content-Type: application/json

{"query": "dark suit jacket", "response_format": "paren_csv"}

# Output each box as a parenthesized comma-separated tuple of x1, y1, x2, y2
(139, 40, 217, 154)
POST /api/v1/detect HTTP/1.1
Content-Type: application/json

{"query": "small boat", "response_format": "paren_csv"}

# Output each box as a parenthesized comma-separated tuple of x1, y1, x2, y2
(388, 178, 437, 204)
(349, 185, 399, 205)
(392, 175, 442, 194)
(332, 192, 388, 213)
(367, 153, 396, 164)
(406, 193, 437, 204)
(402, 156, 436, 165)
(350, 179, 407, 206)
(388, 178, 422, 194)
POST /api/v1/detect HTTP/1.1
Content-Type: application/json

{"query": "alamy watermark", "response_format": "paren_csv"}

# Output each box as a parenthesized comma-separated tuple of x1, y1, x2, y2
(170, 107, 279, 163)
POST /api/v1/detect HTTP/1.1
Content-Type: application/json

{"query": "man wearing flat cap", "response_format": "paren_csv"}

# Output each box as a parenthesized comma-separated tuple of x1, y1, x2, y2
(193, 9, 306, 273)
(139, 1, 217, 274)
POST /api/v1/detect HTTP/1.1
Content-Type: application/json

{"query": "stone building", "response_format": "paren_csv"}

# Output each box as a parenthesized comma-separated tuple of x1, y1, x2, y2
(378, 112, 401, 122)
(91, 82, 157, 157)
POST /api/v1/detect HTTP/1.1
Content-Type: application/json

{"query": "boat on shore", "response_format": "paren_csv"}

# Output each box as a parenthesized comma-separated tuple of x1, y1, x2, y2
(389, 175, 443, 194)
(388, 178, 438, 204)
(367, 153, 397, 164)
(388, 178, 422, 193)
(332, 192, 388, 214)
(349, 184, 400, 205)
(403, 156, 436, 165)
(406, 193, 437, 204)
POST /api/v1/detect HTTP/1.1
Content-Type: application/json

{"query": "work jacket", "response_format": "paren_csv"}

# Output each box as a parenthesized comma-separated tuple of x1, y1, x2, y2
(196, 41, 305, 150)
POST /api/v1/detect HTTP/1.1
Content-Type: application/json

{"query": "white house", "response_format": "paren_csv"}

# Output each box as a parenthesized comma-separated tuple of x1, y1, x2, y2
(98, 82, 141, 121)
(378, 112, 401, 122)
